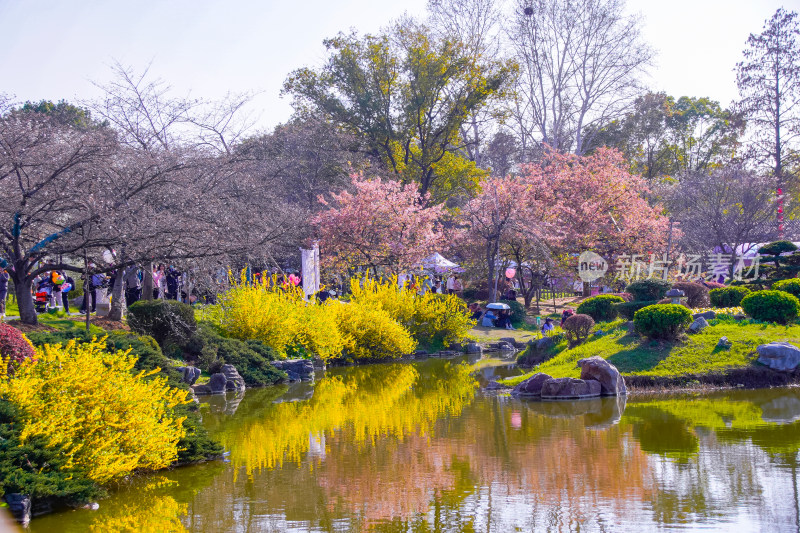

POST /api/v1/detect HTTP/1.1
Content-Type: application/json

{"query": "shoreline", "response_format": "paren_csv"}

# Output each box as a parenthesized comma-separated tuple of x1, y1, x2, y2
(492, 364, 800, 395)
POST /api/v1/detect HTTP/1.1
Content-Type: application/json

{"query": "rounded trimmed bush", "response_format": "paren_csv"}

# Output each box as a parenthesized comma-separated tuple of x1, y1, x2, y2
(633, 304, 693, 339)
(773, 278, 800, 299)
(562, 314, 595, 346)
(576, 294, 625, 322)
(671, 282, 710, 308)
(741, 290, 800, 324)
(626, 279, 671, 302)
(0, 323, 35, 375)
(614, 300, 659, 320)
(709, 286, 751, 308)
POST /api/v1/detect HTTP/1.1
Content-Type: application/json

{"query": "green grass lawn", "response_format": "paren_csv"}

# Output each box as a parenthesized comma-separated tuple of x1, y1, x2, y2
(502, 316, 800, 386)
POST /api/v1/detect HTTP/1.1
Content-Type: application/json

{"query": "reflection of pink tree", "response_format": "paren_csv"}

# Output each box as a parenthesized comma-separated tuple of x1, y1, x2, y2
(313, 174, 444, 275)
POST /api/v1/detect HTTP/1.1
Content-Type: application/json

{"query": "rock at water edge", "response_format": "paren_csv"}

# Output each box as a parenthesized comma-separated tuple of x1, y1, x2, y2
(512, 372, 552, 397)
(577, 356, 626, 396)
(757, 342, 800, 372)
(540, 378, 601, 399)
(208, 373, 228, 394)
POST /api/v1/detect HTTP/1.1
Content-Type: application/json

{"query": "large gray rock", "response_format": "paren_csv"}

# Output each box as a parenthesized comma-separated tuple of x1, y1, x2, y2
(757, 342, 800, 371)
(5, 493, 31, 525)
(208, 373, 228, 394)
(512, 372, 552, 397)
(270, 359, 315, 382)
(541, 378, 601, 399)
(221, 364, 246, 392)
(176, 366, 201, 386)
(536, 336, 554, 351)
(577, 356, 627, 396)
(465, 342, 482, 354)
(689, 317, 709, 333)
(693, 310, 716, 320)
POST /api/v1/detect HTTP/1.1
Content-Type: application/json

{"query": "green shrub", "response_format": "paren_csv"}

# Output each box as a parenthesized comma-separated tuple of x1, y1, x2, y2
(128, 300, 197, 347)
(626, 279, 671, 302)
(773, 278, 800, 299)
(759, 240, 798, 257)
(671, 282, 710, 308)
(741, 290, 800, 324)
(614, 300, 659, 320)
(196, 325, 284, 386)
(633, 304, 693, 339)
(562, 314, 595, 346)
(0, 399, 104, 505)
(709, 286, 751, 307)
(576, 295, 624, 322)
(504, 299, 526, 327)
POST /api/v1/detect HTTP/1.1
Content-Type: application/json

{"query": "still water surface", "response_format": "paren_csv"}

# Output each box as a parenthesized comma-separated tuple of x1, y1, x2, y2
(30, 357, 800, 532)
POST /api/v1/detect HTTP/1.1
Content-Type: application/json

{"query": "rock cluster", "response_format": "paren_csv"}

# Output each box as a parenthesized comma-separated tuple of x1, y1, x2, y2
(511, 357, 626, 400)
(192, 364, 246, 395)
(176, 366, 201, 386)
(270, 359, 315, 382)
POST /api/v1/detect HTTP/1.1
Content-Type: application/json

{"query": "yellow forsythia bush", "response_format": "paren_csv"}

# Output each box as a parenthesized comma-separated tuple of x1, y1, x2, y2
(0, 339, 190, 484)
(331, 302, 417, 360)
(215, 272, 344, 360)
(348, 275, 475, 345)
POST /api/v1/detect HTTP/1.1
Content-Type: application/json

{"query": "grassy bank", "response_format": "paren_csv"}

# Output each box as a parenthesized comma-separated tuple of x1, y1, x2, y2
(502, 316, 800, 387)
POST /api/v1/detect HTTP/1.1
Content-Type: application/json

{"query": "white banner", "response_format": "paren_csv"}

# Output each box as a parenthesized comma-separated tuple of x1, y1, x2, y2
(301, 243, 320, 298)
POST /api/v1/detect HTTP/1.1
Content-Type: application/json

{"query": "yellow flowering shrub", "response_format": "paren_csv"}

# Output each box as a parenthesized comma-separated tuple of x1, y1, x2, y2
(214, 271, 344, 360)
(0, 339, 190, 484)
(348, 275, 475, 345)
(331, 301, 417, 360)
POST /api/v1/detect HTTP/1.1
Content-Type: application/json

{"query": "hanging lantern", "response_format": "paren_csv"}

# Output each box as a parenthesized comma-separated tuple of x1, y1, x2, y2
(505, 267, 517, 279)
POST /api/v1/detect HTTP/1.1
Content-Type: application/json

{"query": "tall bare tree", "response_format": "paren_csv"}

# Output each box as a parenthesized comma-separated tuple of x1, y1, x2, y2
(669, 165, 778, 275)
(736, 8, 800, 236)
(507, 0, 653, 157)
(0, 97, 116, 324)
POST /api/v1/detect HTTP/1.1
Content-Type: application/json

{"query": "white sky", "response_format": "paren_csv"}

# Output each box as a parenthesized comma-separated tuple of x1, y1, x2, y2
(1, 0, 799, 132)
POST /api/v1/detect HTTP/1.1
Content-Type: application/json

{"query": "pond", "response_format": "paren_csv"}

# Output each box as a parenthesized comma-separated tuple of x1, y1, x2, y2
(30, 356, 800, 532)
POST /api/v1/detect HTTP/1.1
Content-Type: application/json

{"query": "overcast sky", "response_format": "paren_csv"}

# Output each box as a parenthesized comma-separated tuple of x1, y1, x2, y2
(1, 0, 798, 132)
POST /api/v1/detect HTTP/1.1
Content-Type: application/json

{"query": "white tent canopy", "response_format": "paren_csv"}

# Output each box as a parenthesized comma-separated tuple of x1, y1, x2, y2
(419, 252, 459, 270)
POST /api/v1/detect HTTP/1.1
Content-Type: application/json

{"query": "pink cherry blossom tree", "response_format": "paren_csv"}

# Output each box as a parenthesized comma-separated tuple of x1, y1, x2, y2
(313, 174, 445, 275)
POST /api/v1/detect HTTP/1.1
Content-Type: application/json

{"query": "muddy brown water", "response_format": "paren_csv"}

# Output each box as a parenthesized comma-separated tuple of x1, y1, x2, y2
(29, 356, 800, 532)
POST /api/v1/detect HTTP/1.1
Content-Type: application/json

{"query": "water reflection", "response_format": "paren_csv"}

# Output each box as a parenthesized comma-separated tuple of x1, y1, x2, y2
(28, 361, 800, 532)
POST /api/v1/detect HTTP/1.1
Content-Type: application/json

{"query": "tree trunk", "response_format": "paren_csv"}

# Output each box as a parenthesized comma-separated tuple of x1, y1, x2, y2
(107, 271, 126, 321)
(14, 275, 37, 325)
(487, 239, 498, 302)
(142, 263, 154, 301)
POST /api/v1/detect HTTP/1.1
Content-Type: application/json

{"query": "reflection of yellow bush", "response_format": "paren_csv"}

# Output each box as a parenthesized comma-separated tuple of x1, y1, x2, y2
(0, 339, 189, 484)
(349, 276, 475, 345)
(333, 302, 417, 360)
(88, 477, 186, 533)
(213, 362, 477, 478)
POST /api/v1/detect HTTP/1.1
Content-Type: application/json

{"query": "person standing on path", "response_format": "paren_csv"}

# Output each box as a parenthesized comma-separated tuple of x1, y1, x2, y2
(61, 273, 74, 313)
(0, 268, 8, 321)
